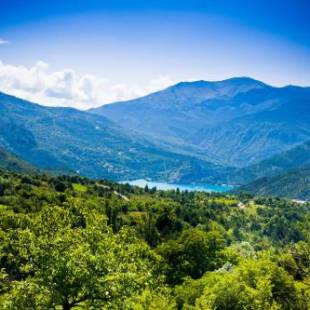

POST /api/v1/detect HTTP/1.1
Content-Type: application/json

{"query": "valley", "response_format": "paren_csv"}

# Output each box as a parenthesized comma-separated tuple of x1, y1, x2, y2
(0, 77, 309, 200)
(1, 2, 309, 309)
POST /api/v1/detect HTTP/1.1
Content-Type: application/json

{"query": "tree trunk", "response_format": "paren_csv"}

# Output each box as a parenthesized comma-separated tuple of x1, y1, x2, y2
(62, 300, 71, 310)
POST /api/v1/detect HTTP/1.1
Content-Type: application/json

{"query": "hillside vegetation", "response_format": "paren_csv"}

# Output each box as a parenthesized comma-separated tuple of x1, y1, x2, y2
(0, 146, 35, 173)
(238, 166, 310, 200)
(234, 140, 310, 183)
(0, 170, 309, 308)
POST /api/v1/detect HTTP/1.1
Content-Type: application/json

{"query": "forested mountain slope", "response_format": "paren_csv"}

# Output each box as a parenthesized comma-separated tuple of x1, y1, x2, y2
(238, 165, 310, 200)
(0, 92, 230, 183)
(0, 146, 36, 173)
(231, 140, 310, 183)
(92, 78, 310, 166)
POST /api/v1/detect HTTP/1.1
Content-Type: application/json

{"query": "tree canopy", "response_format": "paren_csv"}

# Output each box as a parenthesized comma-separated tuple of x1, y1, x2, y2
(0, 171, 309, 308)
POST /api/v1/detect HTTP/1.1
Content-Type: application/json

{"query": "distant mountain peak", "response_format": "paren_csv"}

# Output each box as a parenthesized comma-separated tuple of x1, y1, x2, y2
(172, 77, 266, 89)
(220, 76, 268, 86)
(157, 76, 268, 104)
(164, 77, 268, 100)
(173, 80, 212, 88)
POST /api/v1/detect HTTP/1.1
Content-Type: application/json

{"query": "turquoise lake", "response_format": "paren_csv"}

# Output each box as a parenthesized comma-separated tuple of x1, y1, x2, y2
(120, 179, 234, 193)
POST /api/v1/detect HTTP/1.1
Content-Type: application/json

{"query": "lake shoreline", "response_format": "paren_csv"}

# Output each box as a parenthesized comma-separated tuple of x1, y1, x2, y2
(120, 179, 235, 193)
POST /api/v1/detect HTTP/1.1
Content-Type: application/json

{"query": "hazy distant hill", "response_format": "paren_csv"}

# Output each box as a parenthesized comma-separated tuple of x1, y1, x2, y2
(233, 141, 310, 183)
(0, 92, 230, 182)
(238, 166, 310, 200)
(233, 141, 310, 199)
(0, 146, 35, 173)
(91, 77, 310, 166)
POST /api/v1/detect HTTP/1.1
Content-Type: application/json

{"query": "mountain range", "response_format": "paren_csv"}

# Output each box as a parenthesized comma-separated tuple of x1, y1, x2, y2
(91, 77, 310, 167)
(0, 91, 228, 183)
(0, 77, 309, 198)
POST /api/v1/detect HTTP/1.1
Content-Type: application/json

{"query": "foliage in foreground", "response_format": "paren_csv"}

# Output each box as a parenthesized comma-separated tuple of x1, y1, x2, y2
(0, 171, 309, 309)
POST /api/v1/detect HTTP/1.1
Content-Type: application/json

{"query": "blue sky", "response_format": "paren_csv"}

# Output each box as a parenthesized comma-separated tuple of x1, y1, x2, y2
(0, 0, 309, 108)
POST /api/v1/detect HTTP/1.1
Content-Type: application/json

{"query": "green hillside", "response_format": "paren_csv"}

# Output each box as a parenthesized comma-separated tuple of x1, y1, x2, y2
(0, 146, 35, 173)
(238, 166, 310, 200)
(234, 141, 310, 183)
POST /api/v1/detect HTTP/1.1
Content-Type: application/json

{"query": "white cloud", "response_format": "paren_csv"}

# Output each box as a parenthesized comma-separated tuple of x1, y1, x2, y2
(0, 38, 9, 45)
(0, 60, 174, 109)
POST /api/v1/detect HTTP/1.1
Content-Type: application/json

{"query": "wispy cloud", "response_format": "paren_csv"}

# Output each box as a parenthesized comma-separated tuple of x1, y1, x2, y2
(0, 60, 174, 109)
(0, 38, 10, 45)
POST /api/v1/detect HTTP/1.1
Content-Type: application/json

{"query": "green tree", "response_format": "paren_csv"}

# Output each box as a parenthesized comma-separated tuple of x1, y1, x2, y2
(196, 257, 307, 310)
(1, 206, 163, 309)
(157, 228, 225, 284)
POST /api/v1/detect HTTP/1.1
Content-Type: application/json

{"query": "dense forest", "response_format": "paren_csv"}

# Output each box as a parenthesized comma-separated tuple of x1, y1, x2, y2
(0, 170, 309, 309)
